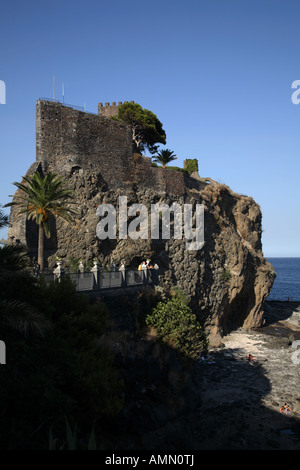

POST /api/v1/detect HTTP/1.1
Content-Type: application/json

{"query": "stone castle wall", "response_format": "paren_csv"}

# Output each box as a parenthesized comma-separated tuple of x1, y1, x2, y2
(7, 99, 275, 341)
(36, 100, 135, 188)
(35, 100, 187, 195)
(98, 101, 135, 118)
(8, 100, 188, 248)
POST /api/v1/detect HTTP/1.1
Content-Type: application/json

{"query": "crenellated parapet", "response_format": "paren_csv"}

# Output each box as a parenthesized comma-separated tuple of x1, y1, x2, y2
(98, 101, 134, 118)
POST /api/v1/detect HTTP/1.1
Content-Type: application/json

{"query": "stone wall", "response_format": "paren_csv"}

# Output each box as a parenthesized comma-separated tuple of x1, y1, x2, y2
(35, 100, 187, 196)
(132, 155, 187, 196)
(8, 100, 189, 249)
(98, 101, 135, 118)
(7, 99, 275, 343)
(36, 100, 134, 188)
(98, 101, 121, 118)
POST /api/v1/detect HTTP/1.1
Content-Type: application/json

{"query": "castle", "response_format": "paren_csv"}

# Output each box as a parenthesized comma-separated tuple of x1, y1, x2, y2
(98, 101, 134, 118)
(8, 99, 197, 248)
(7, 99, 275, 341)
(35, 99, 190, 192)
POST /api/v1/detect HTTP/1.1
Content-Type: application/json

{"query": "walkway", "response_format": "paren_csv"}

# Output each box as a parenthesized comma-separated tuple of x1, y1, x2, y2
(41, 268, 158, 295)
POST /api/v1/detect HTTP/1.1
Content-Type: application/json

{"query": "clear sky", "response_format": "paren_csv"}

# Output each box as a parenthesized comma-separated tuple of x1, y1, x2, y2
(0, 0, 299, 257)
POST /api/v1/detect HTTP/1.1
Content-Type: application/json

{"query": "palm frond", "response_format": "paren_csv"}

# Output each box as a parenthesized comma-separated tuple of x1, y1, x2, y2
(0, 244, 31, 280)
(0, 207, 9, 229)
(153, 148, 177, 167)
(0, 299, 51, 337)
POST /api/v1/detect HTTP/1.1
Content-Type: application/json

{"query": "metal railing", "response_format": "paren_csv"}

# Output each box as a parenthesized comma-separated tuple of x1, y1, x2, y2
(40, 269, 158, 292)
(38, 98, 98, 115)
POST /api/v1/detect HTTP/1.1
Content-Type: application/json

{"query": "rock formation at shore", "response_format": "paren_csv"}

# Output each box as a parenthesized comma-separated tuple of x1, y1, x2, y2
(7, 100, 275, 344)
(8, 164, 275, 345)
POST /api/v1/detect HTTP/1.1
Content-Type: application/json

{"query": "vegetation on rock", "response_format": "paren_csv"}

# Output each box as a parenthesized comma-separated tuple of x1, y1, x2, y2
(153, 148, 177, 168)
(184, 158, 199, 175)
(145, 289, 208, 360)
(112, 102, 166, 154)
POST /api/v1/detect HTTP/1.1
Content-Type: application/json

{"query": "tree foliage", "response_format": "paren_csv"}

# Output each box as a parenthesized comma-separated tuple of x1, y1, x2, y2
(0, 276, 123, 449)
(153, 148, 177, 168)
(184, 158, 199, 175)
(114, 102, 166, 154)
(145, 289, 208, 360)
(0, 207, 50, 337)
(5, 171, 78, 270)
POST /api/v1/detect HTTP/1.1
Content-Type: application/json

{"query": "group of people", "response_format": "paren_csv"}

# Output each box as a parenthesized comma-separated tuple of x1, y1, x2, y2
(138, 260, 159, 271)
(280, 403, 293, 414)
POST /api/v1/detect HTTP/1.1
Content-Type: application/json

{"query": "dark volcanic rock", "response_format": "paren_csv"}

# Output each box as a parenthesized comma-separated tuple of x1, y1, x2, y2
(7, 100, 275, 343)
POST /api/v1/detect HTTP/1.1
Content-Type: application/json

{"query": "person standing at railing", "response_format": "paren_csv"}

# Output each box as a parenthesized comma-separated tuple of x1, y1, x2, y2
(138, 261, 147, 271)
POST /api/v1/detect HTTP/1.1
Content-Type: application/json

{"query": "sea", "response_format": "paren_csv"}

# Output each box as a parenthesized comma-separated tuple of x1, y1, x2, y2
(267, 257, 300, 301)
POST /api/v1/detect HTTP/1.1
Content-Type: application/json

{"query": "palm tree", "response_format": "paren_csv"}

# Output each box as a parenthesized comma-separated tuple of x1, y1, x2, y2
(5, 171, 77, 271)
(0, 207, 50, 336)
(153, 148, 177, 168)
(0, 207, 8, 229)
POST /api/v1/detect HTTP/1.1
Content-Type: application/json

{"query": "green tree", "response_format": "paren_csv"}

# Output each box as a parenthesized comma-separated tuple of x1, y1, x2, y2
(5, 171, 77, 271)
(114, 102, 166, 154)
(0, 207, 50, 337)
(153, 148, 177, 168)
(0, 276, 122, 449)
(145, 289, 208, 360)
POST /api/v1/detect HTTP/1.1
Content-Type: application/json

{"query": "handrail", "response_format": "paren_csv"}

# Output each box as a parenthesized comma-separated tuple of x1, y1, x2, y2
(40, 268, 158, 292)
(38, 98, 98, 115)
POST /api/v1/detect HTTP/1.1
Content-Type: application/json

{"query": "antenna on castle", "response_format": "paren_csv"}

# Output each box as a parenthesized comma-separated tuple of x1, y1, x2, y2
(53, 74, 55, 101)
(62, 83, 64, 104)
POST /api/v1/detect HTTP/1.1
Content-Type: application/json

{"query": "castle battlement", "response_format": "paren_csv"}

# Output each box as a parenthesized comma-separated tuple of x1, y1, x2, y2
(98, 101, 134, 118)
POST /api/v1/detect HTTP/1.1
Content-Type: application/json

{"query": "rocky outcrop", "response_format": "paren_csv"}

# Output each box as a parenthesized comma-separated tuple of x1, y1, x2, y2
(8, 161, 275, 344)
(6, 100, 276, 343)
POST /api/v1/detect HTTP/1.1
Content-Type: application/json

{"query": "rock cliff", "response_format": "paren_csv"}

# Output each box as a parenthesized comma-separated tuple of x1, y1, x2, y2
(7, 100, 275, 344)
(8, 163, 275, 345)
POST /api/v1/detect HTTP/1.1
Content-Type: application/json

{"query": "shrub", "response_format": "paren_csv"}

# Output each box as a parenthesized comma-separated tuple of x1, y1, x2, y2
(145, 289, 208, 360)
(165, 166, 187, 173)
(221, 269, 231, 282)
(184, 159, 198, 175)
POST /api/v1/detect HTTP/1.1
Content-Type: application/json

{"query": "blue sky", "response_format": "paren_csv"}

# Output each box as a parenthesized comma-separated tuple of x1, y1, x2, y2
(0, 0, 299, 257)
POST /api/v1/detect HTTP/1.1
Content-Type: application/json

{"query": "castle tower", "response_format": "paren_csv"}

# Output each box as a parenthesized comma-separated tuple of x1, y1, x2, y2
(98, 102, 121, 118)
(98, 101, 134, 118)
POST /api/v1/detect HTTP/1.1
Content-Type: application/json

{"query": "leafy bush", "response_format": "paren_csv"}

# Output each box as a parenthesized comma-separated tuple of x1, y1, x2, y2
(145, 289, 208, 360)
(184, 159, 199, 175)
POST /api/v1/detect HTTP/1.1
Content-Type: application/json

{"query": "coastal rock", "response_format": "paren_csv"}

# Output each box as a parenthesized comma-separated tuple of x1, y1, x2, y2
(7, 99, 275, 342)
(8, 165, 275, 342)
